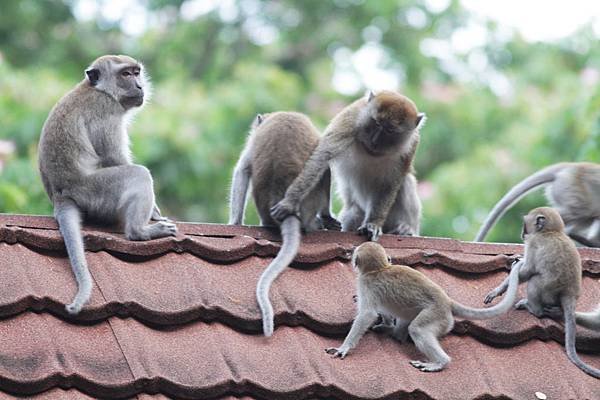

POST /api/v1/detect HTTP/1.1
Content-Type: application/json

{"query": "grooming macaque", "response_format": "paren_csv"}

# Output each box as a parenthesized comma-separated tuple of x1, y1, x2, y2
(38, 55, 177, 315)
(271, 91, 425, 241)
(229, 112, 340, 336)
(485, 207, 599, 378)
(326, 242, 522, 372)
(475, 162, 600, 247)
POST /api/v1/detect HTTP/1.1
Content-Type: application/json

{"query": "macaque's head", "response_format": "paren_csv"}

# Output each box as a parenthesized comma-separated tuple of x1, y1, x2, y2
(356, 90, 425, 156)
(521, 207, 565, 240)
(352, 242, 391, 274)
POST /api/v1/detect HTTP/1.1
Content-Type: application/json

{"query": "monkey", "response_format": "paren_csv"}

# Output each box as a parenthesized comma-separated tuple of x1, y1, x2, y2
(228, 111, 340, 336)
(484, 207, 600, 378)
(270, 91, 425, 242)
(475, 162, 600, 247)
(325, 241, 522, 372)
(38, 55, 177, 315)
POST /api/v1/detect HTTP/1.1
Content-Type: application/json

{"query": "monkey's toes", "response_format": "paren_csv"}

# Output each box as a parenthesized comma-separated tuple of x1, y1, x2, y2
(321, 215, 342, 231)
(325, 347, 346, 359)
(409, 360, 444, 372)
(514, 299, 527, 310)
(542, 305, 563, 319)
(358, 223, 382, 241)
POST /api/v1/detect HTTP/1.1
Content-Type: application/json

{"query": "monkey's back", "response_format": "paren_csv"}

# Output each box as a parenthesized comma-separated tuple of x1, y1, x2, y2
(250, 112, 320, 219)
(360, 265, 451, 318)
(38, 83, 106, 198)
(529, 232, 582, 301)
(546, 162, 600, 220)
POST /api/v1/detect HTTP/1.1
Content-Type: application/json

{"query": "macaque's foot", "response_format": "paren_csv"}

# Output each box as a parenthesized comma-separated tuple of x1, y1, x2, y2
(270, 199, 299, 222)
(515, 298, 528, 310)
(371, 323, 394, 335)
(320, 214, 342, 231)
(410, 360, 445, 372)
(358, 222, 382, 241)
(325, 347, 349, 359)
(148, 221, 178, 239)
(543, 305, 563, 319)
(391, 223, 415, 236)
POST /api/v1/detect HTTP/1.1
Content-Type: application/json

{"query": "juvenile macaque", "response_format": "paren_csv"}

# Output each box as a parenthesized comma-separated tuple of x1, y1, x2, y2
(485, 207, 600, 378)
(326, 242, 522, 372)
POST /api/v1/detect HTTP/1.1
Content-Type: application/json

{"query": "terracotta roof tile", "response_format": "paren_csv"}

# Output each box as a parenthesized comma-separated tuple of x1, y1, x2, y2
(0, 214, 598, 399)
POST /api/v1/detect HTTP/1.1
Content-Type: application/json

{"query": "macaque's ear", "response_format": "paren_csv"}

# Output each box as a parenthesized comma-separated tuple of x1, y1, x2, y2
(367, 91, 375, 102)
(252, 113, 263, 129)
(416, 112, 426, 129)
(387, 255, 392, 264)
(86, 68, 100, 86)
(535, 215, 547, 232)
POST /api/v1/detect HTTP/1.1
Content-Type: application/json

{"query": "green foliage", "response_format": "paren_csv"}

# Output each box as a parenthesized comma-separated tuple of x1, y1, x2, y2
(0, 0, 598, 243)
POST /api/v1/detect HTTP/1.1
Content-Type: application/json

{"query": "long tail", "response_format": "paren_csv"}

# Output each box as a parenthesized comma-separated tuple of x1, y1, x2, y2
(451, 261, 521, 319)
(576, 306, 600, 331)
(55, 200, 93, 315)
(256, 216, 301, 336)
(563, 297, 600, 378)
(475, 163, 565, 242)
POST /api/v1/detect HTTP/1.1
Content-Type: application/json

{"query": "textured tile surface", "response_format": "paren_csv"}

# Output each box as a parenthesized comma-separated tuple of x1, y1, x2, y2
(0, 214, 599, 399)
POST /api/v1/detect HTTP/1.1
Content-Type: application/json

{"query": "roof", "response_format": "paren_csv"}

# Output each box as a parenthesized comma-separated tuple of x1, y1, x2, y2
(0, 214, 598, 399)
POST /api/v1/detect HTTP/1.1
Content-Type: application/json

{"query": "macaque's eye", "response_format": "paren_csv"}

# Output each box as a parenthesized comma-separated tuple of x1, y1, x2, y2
(122, 71, 132, 77)
(133, 70, 140, 77)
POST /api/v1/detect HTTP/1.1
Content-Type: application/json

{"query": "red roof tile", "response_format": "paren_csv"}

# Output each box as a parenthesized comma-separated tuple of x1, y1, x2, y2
(0, 214, 598, 399)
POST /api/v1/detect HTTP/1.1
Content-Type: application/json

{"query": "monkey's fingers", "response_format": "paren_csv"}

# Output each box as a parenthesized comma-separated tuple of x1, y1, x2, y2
(270, 200, 298, 222)
(483, 290, 498, 304)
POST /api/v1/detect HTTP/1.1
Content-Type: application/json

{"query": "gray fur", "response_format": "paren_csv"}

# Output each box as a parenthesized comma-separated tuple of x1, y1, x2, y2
(228, 112, 339, 336)
(485, 207, 599, 378)
(38, 55, 177, 315)
(475, 162, 600, 247)
(271, 91, 425, 242)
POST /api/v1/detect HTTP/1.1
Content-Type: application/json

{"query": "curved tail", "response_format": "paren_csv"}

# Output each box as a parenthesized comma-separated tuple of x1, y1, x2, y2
(451, 261, 521, 320)
(256, 216, 301, 336)
(563, 297, 600, 378)
(475, 163, 565, 242)
(576, 306, 600, 331)
(55, 200, 93, 315)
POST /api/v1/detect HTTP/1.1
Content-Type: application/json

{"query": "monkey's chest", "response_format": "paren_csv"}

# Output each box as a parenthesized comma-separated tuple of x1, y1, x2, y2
(332, 151, 399, 205)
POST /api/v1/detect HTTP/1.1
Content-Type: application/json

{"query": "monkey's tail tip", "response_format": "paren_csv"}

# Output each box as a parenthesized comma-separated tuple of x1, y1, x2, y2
(65, 302, 83, 315)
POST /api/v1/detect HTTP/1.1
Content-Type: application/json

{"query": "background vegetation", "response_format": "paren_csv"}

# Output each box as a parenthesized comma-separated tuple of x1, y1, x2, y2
(1, 0, 598, 243)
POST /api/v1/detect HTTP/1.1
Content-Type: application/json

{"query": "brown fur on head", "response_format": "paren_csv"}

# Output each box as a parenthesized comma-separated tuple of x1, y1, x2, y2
(352, 242, 390, 274)
(521, 206, 565, 239)
(356, 91, 425, 156)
